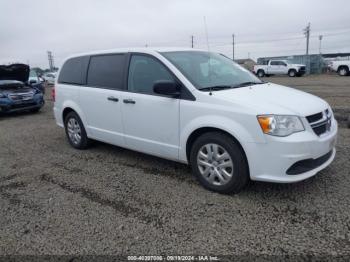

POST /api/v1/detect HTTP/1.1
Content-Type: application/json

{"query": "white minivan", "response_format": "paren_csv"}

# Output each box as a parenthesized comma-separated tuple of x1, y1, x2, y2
(53, 48, 337, 193)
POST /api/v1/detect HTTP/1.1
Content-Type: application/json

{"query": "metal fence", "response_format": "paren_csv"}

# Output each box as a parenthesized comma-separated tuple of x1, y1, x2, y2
(257, 54, 326, 74)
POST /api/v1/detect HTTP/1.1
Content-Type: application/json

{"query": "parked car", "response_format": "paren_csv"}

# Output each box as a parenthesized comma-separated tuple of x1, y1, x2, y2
(329, 60, 350, 76)
(54, 48, 337, 193)
(29, 69, 45, 93)
(0, 64, 45, 114)
(44, 72, 56, 85)
(254, 60, 306, 77)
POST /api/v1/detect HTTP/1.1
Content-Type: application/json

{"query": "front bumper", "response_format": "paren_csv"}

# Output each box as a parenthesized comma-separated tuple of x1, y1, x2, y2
(297, 67, 306, 75)
(245, 118, 338, 183)
(0, 94, 44, 113)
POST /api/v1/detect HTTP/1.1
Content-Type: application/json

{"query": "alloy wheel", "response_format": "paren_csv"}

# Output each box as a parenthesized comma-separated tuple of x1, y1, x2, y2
(197, 143, 234, 186)
(67, 118, 82, 145)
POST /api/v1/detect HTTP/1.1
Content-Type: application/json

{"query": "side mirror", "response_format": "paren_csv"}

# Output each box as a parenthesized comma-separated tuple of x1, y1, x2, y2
(153, 80, 180, 97)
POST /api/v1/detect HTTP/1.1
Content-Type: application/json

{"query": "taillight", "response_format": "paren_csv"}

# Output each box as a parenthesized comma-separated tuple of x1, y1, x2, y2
(51, 86, 55, 102)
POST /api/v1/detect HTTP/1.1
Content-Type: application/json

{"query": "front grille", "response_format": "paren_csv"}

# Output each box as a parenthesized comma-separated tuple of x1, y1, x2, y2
(306, 109, 331, 136)
(8, 92, 34, 101)
(299, 66, 306, 72)
(306, 112, 323, 123)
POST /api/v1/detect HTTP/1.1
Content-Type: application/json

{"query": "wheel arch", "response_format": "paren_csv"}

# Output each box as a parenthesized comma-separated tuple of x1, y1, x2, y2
(338, 65, 349, 71)
(185, 127, 248, 165)
(257, 69, 265, 75)
(61, 101, 88, 132)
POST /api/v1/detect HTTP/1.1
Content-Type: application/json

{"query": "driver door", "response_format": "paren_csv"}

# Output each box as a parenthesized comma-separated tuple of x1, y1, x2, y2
(121, 54, 180, 160)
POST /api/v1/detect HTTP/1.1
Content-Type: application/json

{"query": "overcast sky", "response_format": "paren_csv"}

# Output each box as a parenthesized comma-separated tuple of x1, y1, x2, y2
(1, 0, 350, 68)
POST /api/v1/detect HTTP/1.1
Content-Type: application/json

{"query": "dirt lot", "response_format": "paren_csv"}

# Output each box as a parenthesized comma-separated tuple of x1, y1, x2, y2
(0, 75, 349, 257)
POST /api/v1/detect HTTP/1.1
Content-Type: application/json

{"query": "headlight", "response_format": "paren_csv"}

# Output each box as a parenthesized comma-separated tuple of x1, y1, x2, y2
(257, 115, 305, 137)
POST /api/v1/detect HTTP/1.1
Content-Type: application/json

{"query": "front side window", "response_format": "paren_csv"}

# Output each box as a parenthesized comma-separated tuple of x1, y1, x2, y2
(127, 55, 174, 94)
(270, 61, 278, 66)
(87, 54, 125, 89)
(161, 51, 262, 91)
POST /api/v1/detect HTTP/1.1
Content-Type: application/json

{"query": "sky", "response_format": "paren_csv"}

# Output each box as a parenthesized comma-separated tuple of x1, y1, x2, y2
(1, 0, 350, 68)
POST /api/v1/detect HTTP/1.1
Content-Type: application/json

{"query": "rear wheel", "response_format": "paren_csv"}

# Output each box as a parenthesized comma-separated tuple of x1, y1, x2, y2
(64, 111, 90, 149)
(288, 69, 297, 77)
(338, 66, 349, 76)
(189, 132, 249, 194)
(257, 70, 265, 78)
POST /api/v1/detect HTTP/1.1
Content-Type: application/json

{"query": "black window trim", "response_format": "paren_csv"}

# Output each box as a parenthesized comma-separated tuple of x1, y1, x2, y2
(57, 52, 195, 101)
(57, 55, 89, 85)
(124, 52, 195, 101)
(85, 53, 128, 91)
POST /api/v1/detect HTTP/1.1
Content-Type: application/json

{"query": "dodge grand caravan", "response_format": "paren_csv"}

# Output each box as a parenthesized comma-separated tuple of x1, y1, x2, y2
(53, 48, 337, 193)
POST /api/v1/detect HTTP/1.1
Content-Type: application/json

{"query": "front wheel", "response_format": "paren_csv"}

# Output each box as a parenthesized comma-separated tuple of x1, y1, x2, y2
(257, 70, 265, 78)
(190, 132, 249, 194)
(338, 66, 349, 76)
(64, 111, 90, 149)
(288, 69, 297, 77)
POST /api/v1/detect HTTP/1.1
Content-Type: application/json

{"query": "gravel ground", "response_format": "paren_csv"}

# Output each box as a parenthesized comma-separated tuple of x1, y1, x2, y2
(0, 76, 349, 257)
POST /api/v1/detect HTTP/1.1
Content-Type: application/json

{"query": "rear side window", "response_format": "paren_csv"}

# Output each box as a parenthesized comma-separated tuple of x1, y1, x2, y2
(87, 54, 125, 89)
(270, 61, 278, 66)
(58, 56, 89, 85)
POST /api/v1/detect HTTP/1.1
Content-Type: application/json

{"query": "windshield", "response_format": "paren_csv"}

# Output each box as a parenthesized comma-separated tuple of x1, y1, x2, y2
(161, 51, 262, 90)
(29, 70, 37, 77)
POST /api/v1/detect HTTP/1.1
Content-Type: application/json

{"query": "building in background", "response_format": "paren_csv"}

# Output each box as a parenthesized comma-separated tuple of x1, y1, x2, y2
(235, 58, 256, 72)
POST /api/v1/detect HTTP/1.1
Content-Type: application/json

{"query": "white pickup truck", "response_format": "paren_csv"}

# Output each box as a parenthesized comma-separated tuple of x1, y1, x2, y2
(253, 60, 306, 77)
(329, 60, 350, 76)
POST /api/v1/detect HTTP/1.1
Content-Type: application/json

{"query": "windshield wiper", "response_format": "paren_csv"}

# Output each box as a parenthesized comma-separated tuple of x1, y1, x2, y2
(231, 81, 265, 88)
(199, 85, 234, 91)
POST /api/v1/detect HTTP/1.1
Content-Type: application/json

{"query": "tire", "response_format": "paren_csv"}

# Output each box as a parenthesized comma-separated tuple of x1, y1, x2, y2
(64, 111, 90, 149)
(189, 132, 249, 194)
(338, 66, 349, 76)
(288, 69, 297, 77)
(257, 70, 265, 78)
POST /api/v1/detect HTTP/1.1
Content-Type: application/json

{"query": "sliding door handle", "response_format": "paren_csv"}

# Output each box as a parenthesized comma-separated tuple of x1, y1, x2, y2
(123, 99, 136, 104)
(107, 96, 119, 102)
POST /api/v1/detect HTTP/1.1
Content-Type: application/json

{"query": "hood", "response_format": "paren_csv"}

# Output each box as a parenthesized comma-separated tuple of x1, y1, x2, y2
(0, 64, 30, 83)
(291, 64, 305, 67)
(212, 83, 329, 116)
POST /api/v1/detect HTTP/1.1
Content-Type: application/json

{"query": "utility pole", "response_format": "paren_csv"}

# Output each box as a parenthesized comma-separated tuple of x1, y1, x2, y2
(303, 23, 311, 55)
(47, 51, 55, 71)
(232, 34, 235, 60)
(319, 35, 323, 54)
(303, 23, 311, 74)
(191, 35, 194, 48)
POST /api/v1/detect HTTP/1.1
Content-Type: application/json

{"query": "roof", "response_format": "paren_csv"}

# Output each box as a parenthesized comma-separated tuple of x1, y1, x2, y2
(66, 47, 208, 60)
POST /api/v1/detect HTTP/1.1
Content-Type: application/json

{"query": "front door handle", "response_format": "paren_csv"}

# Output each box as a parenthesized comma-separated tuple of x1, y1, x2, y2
(123, 99, 136, 104)
(107, 96, 119, 102)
